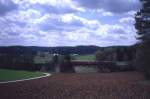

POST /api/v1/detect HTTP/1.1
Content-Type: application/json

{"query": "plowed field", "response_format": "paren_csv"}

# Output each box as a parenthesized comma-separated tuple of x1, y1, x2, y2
(0, 72, 150, 99)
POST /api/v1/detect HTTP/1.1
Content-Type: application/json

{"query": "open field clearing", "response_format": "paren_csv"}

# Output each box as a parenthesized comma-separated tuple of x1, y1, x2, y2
(0, 72, 150, 99)
(0, 69, 45, 82)
(75, 54, 95, 61)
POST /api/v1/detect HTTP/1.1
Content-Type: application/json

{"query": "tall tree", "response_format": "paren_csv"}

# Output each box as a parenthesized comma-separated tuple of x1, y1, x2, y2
(135, 0, 150, 78)
(135, 0, 150, 41)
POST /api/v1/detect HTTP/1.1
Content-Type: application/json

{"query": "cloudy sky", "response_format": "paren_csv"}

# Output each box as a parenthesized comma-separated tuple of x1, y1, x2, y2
(0, 0, 142, 47)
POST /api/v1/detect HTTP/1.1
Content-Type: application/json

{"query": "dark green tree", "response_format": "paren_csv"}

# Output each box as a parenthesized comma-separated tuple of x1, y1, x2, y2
(135, 0, 150, 78)
(135, 0, 150, 41)
(59, 54, 75, 73)
(95, 50, 106, 61)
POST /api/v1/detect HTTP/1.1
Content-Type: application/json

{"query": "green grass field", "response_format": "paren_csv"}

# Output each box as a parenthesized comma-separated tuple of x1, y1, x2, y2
(0, 69, 46, 82)
(75, 54, 95, 61)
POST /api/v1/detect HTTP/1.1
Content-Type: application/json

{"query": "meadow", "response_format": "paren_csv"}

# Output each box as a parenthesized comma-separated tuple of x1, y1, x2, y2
(0, 69, 45, 82)
(74, 54, 95, 61)
(33, 54, 95, 64)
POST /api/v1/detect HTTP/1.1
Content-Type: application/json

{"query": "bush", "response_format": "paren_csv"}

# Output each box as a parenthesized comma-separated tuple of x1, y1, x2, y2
(95, 50, 107, 61)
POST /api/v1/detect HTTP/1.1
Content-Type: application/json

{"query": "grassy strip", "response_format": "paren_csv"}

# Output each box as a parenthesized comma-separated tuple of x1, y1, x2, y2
(0, 69, 45, 82)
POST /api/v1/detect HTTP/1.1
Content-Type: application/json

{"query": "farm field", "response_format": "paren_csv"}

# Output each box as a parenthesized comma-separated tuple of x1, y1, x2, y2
(33, 54, 96, 64)
(0, 69, 45, 82)
(0, 71, 150, 99)
(75, 54, 95, 61)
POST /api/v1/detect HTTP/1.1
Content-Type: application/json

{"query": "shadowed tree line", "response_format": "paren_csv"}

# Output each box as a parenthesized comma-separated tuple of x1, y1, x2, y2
(0, 46, 137, 73)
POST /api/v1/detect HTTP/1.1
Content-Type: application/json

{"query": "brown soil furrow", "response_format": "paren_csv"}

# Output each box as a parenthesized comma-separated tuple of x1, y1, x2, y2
(0, 72, 149, 99)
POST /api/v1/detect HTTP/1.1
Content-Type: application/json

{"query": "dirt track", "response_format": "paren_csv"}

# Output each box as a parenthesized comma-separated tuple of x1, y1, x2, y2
(0, 72, 150, 99)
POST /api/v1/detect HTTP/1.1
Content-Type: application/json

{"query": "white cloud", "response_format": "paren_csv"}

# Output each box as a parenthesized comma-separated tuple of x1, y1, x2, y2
(119, 17, 135, 24)
(102, 12, 114, 16)
(62, 28, 90, 41)
(0, 0, 140, 46)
